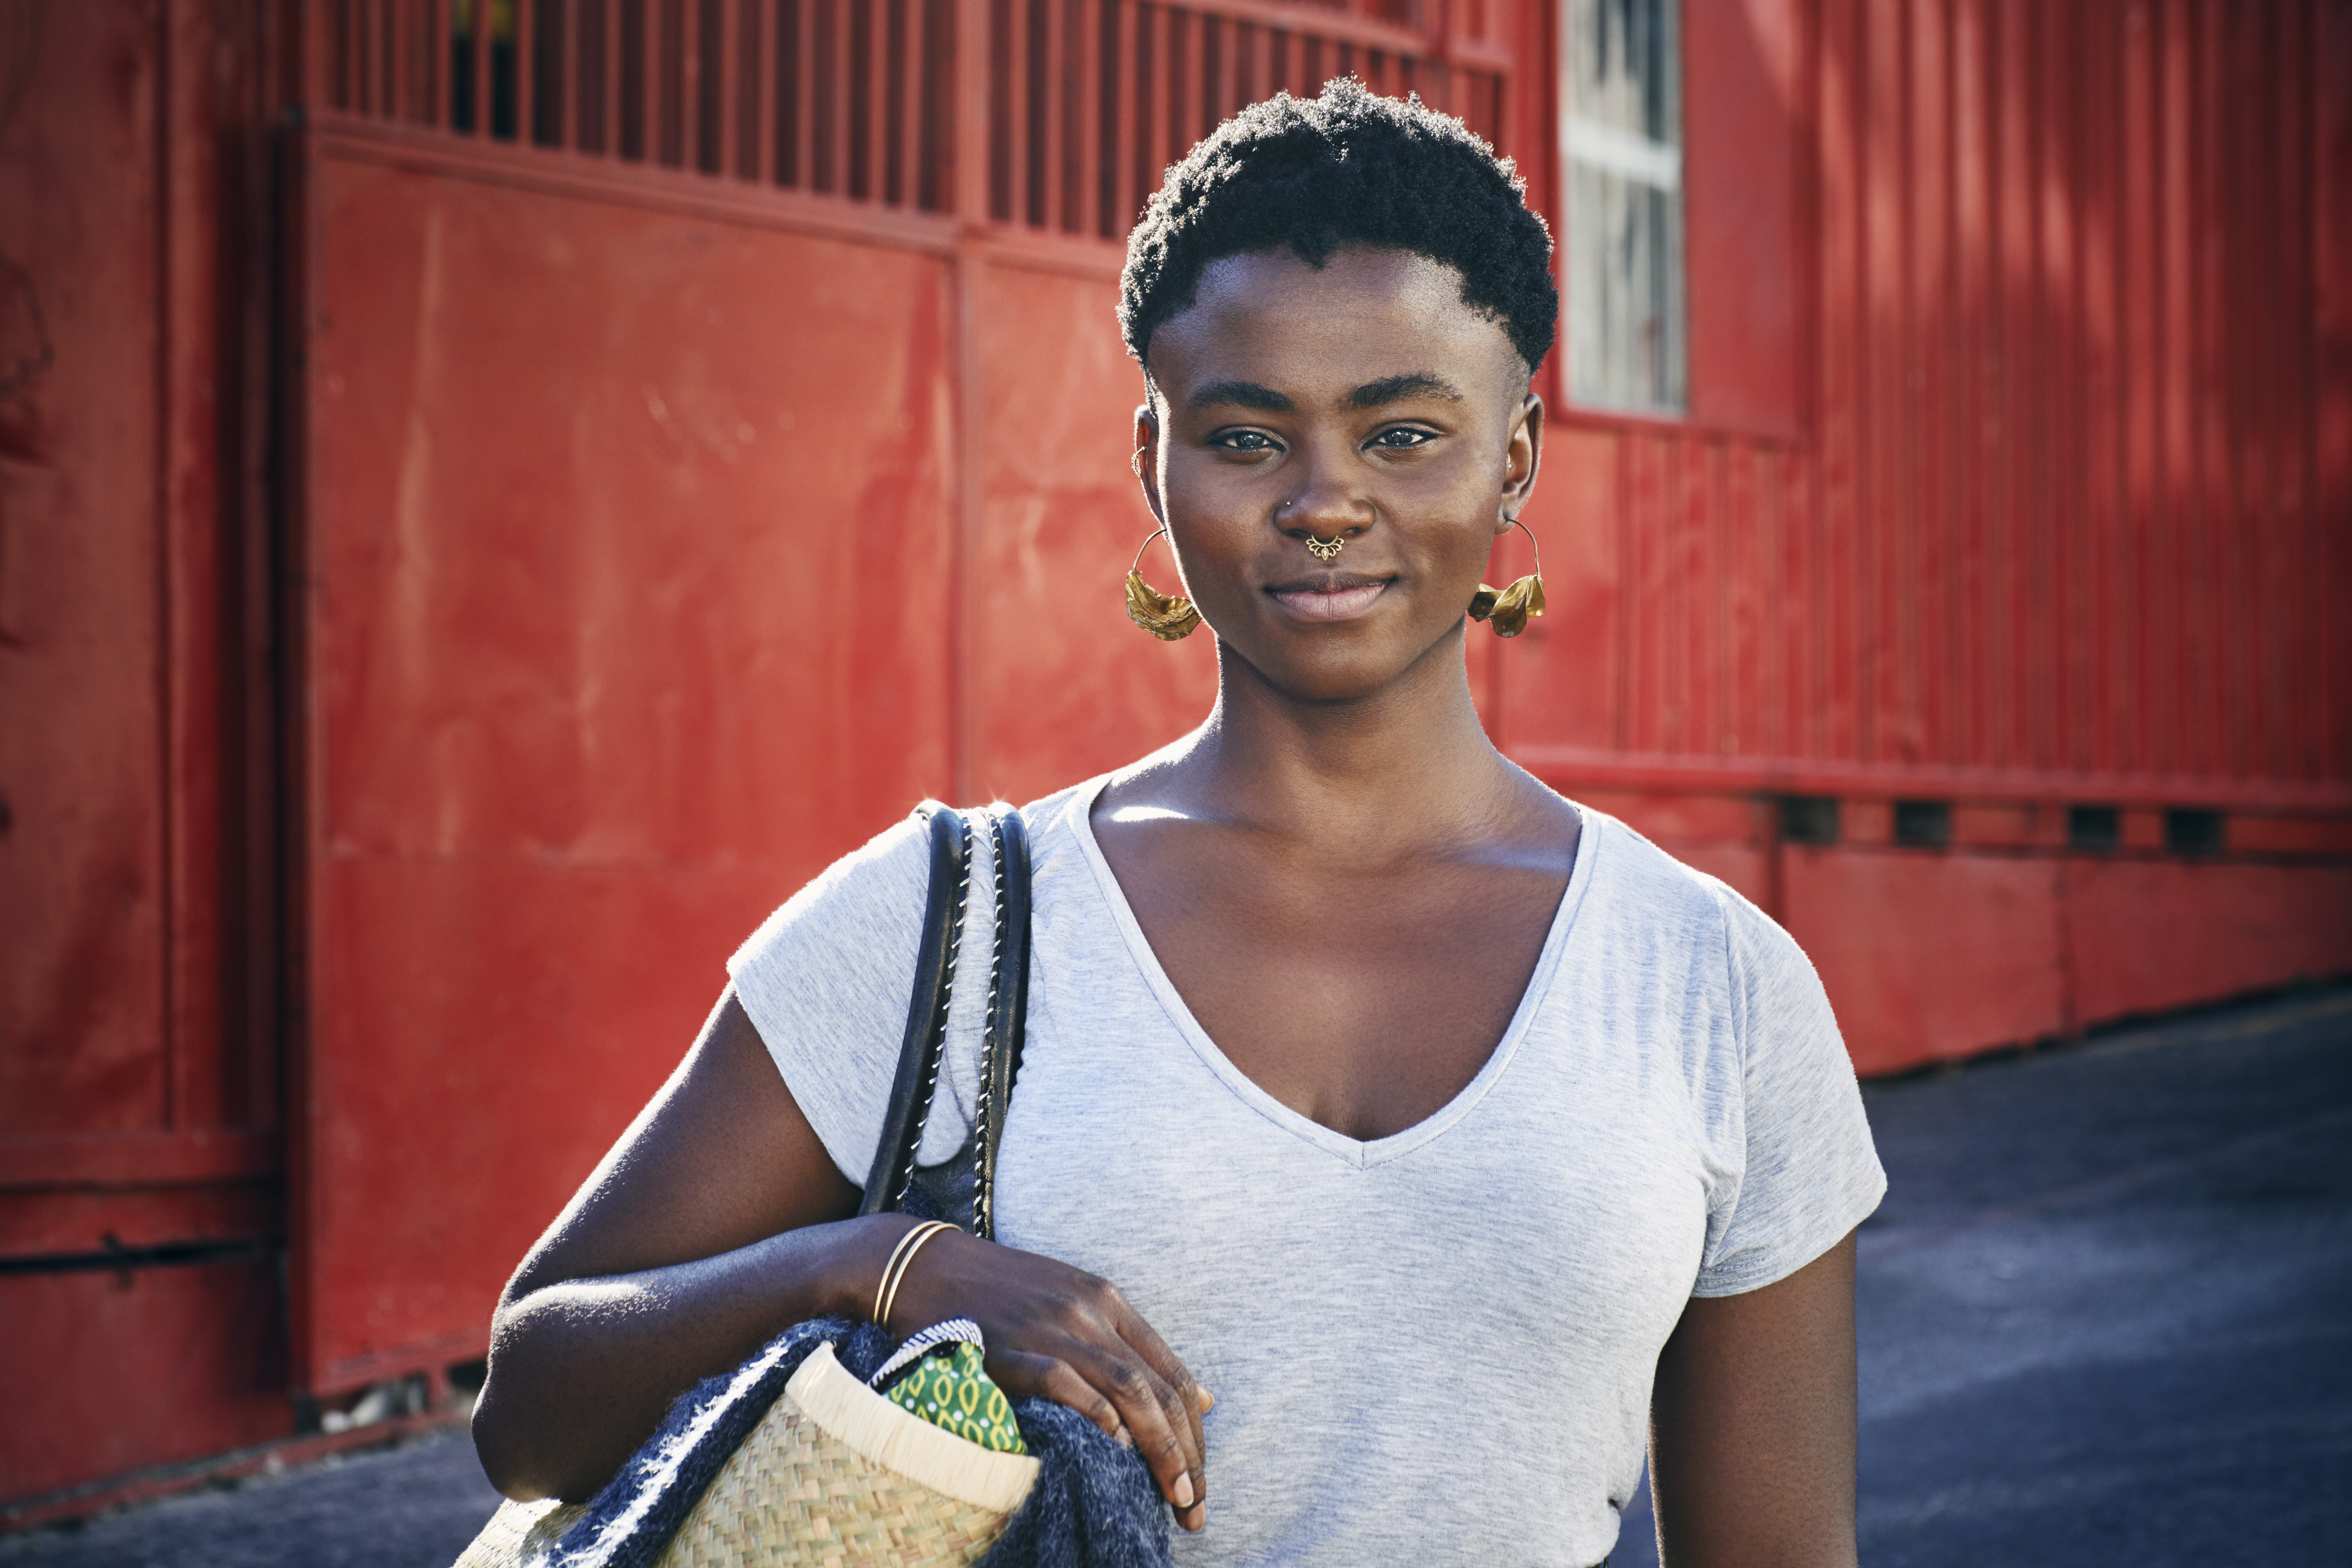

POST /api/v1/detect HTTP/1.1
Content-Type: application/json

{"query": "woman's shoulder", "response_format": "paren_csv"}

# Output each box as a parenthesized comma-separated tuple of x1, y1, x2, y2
(737, 810, 936, 954)
(724, 813, 948, 1050)
(1568, 803, 1733, 920)
(1568, 803, 1813, 981)
(730, 775, 1107, 977)
(1008, 776, 1102, 844)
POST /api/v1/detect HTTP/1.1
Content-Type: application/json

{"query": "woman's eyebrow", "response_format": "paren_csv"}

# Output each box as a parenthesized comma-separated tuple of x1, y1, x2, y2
(1347, 373, 1464, 408)
(1188, 380, 1293, 413)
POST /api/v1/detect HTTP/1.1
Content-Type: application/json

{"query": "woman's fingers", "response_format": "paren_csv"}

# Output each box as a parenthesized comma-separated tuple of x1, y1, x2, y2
(1103, 1296, 1211, 1504)
(1091, 1351, 1199, 1508)
(988, 1338, 1206, 1532)
(1061, 1279, 1206, 1521)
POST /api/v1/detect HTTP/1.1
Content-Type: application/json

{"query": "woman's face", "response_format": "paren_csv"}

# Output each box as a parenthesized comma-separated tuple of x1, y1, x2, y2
(1136, 245, 1541, 704)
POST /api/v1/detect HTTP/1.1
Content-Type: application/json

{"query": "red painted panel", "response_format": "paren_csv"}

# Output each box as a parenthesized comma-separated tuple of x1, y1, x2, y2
(2229, 816, 2352, 857)
(0, 1262, 288, 1501)
(1683, 0, 1806, 436)
(2065, 860, 2352, 1027)
(2320, 0, 2352, 784)
(294, 140, 958, 1388)
(1782, 848, 2068, 1074)
(0, 3, 168, 1138)
(1662, 840, 1774, 912)
(968, 260, 1216, 803)
(0, 1, 290, 1512)
(306, 858, 816, 1383)
(1811, 0, 1863, 767)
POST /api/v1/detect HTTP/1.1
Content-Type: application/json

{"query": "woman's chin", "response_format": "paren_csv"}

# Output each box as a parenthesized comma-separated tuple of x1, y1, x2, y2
(1222, 628, 1465, 707)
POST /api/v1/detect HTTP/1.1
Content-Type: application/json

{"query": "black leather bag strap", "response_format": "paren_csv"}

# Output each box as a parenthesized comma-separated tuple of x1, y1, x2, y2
(972, 808, 1033, 1241)
(858, 802, 973, 1216)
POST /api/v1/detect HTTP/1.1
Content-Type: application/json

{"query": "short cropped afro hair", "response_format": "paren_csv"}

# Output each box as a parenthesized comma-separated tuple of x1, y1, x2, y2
(1119, 79, 1556, 375)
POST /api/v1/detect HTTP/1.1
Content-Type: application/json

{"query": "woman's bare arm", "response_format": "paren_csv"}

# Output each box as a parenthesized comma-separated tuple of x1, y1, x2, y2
(1647, 1231, 1860, 1568)
(471, 991, 1209, 1529)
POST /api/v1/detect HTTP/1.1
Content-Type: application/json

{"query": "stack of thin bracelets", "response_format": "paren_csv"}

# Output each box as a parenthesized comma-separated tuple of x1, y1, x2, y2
(873, 1220, 957, 1329)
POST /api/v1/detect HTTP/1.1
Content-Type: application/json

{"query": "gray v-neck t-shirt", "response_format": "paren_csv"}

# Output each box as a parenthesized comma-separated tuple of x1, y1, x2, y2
(729, 776, 1885, 1566)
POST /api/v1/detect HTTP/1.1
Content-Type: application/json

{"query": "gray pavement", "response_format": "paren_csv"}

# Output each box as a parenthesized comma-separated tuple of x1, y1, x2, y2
(0, 1434, 500, 1568)
(1622, 983, 2352, 1565)
(6, 984, 2348, 1566)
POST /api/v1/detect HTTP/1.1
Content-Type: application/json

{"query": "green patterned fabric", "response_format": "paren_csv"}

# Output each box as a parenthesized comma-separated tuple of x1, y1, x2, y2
(883, 1341, 1029, 1454)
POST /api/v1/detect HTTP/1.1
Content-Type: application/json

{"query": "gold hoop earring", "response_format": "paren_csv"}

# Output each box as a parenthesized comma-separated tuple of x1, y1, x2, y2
(1468, 518, 1547, 638)
(1125, 527, 1201, 640)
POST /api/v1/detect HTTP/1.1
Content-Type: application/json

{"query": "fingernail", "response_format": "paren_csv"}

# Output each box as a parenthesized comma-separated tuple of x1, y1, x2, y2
(1173, 1474, 1195, 1508)
(1194, 1386, 1215, 1412)
(1113, 1424, 1133, 1448)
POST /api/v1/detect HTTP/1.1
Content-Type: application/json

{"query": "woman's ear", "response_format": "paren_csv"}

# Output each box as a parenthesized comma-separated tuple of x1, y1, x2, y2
(1499, 392, 1545, 527)
(1132, 401, 1167, 525)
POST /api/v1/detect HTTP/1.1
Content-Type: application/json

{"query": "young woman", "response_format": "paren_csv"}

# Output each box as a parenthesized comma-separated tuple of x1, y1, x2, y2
(471, 82, 1884, 1567)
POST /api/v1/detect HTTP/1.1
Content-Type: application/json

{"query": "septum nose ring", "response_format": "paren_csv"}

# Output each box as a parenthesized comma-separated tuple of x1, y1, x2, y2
(1279, 499, 1346, 561)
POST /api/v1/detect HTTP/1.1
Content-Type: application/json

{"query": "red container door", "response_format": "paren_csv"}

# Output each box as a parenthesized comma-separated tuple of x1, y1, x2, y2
(284, 122, 959, 1392)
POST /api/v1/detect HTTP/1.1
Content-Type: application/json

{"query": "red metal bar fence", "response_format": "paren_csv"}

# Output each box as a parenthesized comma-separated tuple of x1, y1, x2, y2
(303, 0, 1507, 229)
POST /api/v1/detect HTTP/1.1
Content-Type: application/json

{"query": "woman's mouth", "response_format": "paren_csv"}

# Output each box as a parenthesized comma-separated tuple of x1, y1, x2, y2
(1267, 575, 1390, 622)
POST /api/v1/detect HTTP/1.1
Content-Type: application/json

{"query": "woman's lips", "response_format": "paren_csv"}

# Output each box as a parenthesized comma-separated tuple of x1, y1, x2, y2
(1268, 579, 1389, 622)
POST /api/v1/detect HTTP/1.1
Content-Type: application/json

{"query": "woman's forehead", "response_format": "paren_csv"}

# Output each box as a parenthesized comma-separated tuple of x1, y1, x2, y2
(1146, 245, 1526, 404)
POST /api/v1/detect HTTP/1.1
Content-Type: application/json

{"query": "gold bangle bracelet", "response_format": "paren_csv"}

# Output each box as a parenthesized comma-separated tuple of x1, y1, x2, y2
(871, 1220, 943, 1325)
(875, 1220, 955, 1330)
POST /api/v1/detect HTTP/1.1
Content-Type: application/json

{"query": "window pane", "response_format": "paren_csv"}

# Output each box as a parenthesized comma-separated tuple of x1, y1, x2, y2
(1561, 0, 1687, 413)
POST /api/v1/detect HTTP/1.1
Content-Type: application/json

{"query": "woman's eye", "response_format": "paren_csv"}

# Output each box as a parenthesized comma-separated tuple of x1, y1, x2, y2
(1211, 430, 1280, 452)
(1368, 427, 1437, 450)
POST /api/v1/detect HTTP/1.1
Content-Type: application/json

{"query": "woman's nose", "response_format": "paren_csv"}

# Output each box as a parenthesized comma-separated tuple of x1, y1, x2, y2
(1274, 458, 1370, 541)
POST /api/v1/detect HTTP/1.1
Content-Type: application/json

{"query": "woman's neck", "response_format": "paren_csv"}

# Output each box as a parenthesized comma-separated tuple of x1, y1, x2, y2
(1133, 625, 1532, 855)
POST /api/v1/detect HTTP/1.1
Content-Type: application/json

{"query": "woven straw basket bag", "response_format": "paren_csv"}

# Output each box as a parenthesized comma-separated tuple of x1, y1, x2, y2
(457, 1342, 1041, 1568)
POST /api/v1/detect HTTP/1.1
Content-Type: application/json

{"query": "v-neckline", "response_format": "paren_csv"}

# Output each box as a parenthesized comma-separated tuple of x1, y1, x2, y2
(1064, 776, 1600, 1169)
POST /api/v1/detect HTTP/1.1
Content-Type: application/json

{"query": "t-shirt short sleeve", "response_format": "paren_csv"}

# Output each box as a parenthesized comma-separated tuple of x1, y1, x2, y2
(725, 812, 994, 1188)
(1691, 887, 1887, 1297)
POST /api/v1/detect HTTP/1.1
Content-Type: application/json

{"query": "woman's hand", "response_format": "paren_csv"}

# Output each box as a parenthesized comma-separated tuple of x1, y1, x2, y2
(872, 1224, 1213, 1532)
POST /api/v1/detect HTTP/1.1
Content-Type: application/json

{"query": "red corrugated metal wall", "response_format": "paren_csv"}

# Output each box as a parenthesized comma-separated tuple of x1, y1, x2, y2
(1511, 0, 2352, 1074)
(1526, 0, 2342, 789)
(4, 0, 2347, 1519)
